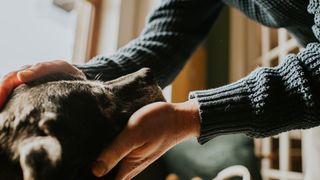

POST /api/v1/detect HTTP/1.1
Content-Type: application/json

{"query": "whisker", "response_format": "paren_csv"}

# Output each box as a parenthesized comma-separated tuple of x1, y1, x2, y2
(94, 73, 103, 81)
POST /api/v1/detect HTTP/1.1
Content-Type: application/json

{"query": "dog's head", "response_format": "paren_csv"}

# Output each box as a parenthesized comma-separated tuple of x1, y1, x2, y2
(0, 68, 164, 180)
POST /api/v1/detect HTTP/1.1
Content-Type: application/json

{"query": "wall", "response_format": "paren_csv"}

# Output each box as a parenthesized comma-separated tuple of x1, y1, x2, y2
(0, 0, 77, 76)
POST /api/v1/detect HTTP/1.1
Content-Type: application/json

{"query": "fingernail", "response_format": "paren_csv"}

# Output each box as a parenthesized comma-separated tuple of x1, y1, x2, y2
(19, 70, 33, 76)
(92, 161, 108, 177)
(0, 91, 6, 109)
(17, 70, 33, 82)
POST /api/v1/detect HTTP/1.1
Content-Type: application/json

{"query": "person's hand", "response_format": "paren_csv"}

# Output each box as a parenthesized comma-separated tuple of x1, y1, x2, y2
(92, 99, 200, 180)
(0, 60, 85, 109)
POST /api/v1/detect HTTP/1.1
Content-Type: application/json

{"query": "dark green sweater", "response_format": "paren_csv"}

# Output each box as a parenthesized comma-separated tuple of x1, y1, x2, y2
(76, 0, 320, 144)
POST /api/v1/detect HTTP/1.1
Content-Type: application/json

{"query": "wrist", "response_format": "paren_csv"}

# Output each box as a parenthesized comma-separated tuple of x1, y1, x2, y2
(174, 99, 200, 138)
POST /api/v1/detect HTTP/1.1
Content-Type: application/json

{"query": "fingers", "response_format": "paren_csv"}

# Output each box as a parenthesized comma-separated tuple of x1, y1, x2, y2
(92, 130, 135, 177)
(0, 65, 31, 109)
(115, 153, 161, 180)
(17, 60, 84, 82)
(0, 71, 24, 108)
(0, 60, 84, 109)
(0, 63, 31, 108)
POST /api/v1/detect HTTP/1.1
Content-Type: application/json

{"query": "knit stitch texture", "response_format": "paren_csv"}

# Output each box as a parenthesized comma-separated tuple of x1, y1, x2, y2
(76, 0, 320, 144)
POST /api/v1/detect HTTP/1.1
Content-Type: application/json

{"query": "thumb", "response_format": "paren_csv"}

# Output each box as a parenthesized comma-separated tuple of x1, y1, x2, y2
(17, 60, 85, 82)
(17, 69, 36, 82)
(0, 71, 25, 109)
(0, 65, 32, 109)
(92, 130, 135, 177)
(17, 63, 51, 82)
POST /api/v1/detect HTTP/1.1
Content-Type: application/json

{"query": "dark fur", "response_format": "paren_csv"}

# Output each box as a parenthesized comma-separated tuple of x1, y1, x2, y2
(0, 68, 165, 180)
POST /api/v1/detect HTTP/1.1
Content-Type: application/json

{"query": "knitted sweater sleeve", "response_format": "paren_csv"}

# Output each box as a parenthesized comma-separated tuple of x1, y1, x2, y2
(190, 0, 320, 144)
(309, 0, 320, 41)
(75, 0, 224, 88)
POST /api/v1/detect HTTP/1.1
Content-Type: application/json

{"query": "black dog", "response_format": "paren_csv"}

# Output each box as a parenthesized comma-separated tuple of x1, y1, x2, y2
(0, 68, 164, 180)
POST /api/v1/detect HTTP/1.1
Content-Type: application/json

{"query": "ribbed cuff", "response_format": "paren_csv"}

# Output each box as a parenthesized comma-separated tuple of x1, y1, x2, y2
(297, 43, 320, 73)
(189, 80, 253, 144)
(312, 25, 320, 41)
(308, 0, 320, 41)
(308, 0, 320, 14)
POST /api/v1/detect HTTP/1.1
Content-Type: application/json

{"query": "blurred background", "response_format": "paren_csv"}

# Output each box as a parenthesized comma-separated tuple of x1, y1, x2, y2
(1, 0, 319, 179)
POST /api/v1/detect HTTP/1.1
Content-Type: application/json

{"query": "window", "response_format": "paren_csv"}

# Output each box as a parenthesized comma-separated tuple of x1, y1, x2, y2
(0, 0, 175, 100)
(0, 0, 95, 77)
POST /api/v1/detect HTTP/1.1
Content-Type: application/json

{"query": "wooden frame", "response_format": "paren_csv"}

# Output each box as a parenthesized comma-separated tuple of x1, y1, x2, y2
(72, 0, 101, 63)
(53, 0, 98, 63)
(89, 0, 160, 56)
(54, 0, 110, 63)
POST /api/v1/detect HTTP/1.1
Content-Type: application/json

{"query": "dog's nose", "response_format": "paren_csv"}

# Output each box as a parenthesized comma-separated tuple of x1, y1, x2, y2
(19, 136, 62, 180)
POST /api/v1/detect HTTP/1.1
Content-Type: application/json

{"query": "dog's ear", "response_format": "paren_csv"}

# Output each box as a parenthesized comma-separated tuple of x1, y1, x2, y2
(103, 68, 165, 129)
(105, 68, 164, 103)
(18, 137, 62, 180)
(105, 68, 156, 92)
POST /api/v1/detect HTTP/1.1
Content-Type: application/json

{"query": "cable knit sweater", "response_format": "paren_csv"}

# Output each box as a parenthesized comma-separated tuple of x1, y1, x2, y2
(76, 0, 320, 144)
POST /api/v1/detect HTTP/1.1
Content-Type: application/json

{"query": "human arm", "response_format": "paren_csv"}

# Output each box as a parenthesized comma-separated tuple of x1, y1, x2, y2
(93, 2, 320, 177)
(0, 0, 224, 109)
(92, 42, 320, 180)
(222, 0, 317, 46)
(190, 43, 320, 144)
(0, 0, 223, 108)
(92, 1, 320, 178)
(75, 0, 224, 88)
(192, 0, 320, 144)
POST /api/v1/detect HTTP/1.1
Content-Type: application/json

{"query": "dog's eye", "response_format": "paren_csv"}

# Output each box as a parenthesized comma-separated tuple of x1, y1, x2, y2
(38, 112, 58, 135)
